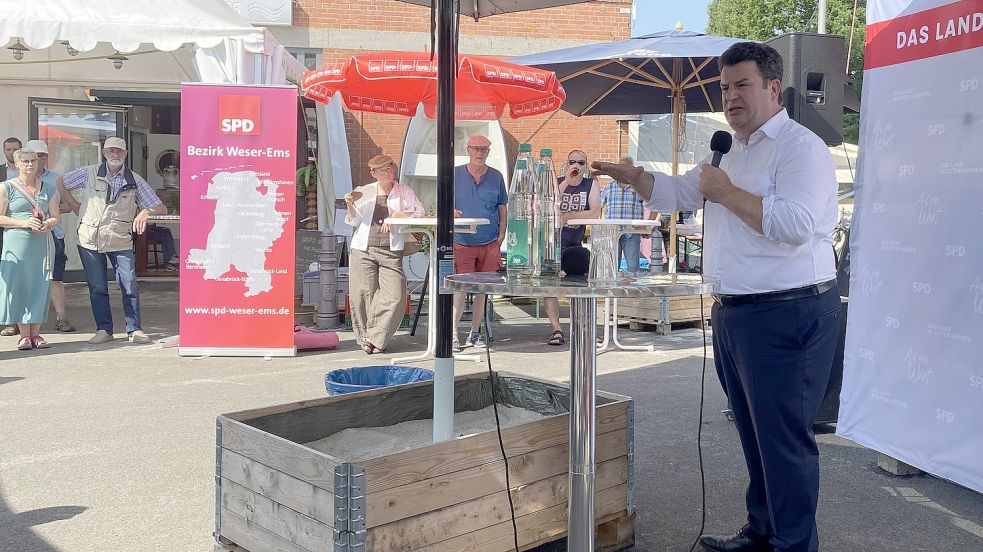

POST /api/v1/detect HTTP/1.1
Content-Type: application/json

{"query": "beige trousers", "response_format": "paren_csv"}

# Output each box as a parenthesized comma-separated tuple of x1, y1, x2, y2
(349, 246, 406, 350)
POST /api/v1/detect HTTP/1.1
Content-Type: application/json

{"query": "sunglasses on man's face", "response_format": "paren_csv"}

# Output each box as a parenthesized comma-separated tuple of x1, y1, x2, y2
(568, 160, 587, 166)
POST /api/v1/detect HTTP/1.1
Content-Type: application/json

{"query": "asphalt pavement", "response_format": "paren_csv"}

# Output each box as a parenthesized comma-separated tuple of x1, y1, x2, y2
(0, 280, 980, 551)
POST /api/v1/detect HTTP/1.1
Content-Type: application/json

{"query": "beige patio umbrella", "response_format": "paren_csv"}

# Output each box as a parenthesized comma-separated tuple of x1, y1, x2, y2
(511, 28, 746, 267)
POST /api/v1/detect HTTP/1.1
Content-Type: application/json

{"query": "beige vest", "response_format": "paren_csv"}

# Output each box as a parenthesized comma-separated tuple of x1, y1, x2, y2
(77, 164, 140, 253)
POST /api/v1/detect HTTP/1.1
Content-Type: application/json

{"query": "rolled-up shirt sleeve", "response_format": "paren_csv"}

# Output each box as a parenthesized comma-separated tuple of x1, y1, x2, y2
(134, 174, 164, 209)
(761, 138, 836, 246)
(643, 160, 705, 214)
(62, 166, 88, 191)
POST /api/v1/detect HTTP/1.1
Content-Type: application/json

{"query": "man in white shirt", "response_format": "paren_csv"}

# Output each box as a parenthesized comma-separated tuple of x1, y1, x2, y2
(593, 42, 839, 552)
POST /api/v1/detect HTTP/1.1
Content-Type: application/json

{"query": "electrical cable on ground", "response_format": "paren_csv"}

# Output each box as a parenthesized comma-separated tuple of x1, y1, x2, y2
(483, 296, 521, 551)
(688, 292, 710, 552)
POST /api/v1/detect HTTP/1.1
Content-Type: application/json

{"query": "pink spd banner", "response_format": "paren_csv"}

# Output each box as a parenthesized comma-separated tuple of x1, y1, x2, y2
(179, 84, 297, 356)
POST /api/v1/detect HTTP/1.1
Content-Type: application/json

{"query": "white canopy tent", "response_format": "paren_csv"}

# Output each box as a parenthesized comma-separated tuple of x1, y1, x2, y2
(0, 0, 306, 136)
(0, 0, 351, 269)
(0, 0, 305, 86)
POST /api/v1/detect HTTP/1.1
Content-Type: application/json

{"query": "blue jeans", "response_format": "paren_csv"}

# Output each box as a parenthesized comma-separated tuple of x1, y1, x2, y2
(618, 233, 641, 273)
(146, 225, 176, 263)
(77, 246, 142, 334)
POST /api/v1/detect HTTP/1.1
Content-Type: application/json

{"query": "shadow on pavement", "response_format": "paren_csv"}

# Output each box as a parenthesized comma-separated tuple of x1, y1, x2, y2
(0, 337, 154, 361)
(0, 493, 86, 552)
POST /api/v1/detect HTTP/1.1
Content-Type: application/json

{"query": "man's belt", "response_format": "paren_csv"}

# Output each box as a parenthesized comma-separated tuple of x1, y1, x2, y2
(713, 279, 837, 307)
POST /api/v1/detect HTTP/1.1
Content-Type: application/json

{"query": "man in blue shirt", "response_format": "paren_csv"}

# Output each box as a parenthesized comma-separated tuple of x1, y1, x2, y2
(452, 134, 507, 350)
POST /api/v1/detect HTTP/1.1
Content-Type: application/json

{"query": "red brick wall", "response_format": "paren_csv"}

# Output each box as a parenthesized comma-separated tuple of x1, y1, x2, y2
(297, 0, 634, 185)
(294, 0, 633, 40)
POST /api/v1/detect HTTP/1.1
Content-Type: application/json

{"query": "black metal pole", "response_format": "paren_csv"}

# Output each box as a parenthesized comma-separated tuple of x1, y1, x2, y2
(432, 0, 457, 441)
(435, 0, 455, 359)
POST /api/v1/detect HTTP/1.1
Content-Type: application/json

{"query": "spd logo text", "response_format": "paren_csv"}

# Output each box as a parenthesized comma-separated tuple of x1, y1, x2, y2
(218, 95, 261, 136)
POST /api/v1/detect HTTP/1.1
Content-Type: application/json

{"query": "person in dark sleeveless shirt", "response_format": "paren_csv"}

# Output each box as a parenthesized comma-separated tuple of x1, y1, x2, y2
(543, 149, 601, 346)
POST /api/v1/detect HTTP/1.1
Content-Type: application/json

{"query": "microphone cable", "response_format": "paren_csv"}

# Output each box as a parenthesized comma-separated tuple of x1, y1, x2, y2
(692, 143, 722, 550)
(688, 292, 710, 552)
(689, 134, 725, 548)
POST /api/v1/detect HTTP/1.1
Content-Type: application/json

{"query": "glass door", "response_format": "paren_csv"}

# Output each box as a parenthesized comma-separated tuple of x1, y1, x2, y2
(29, 98, 128, 276)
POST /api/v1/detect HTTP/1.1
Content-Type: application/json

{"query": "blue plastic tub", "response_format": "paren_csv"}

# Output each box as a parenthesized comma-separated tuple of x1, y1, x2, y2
(325, 365, 434, 396)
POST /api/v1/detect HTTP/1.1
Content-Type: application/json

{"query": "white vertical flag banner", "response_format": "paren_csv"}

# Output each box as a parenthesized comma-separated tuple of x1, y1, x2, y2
(838, 0, 983, 493)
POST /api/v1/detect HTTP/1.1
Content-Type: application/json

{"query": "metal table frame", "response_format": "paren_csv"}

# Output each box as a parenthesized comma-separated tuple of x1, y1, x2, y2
(383, 217, 489, 366)
(444, 272, 718, 552)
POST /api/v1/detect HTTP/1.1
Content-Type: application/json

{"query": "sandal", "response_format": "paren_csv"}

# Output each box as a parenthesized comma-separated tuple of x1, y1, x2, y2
(361, 342, 376, 355)
(31, 335, 50, 349)
(1, 325, 19, 337)
(547, 329, 565, 346)
(17, 336, 33, 350)
(54, 318, 76, 332)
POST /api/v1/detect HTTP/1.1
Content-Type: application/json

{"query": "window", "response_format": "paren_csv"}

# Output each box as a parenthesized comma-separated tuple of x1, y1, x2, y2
(288, 48, 322, 71)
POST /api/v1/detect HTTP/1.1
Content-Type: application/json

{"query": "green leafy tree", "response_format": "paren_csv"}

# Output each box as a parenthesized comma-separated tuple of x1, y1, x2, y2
(706, 0, 865, 142)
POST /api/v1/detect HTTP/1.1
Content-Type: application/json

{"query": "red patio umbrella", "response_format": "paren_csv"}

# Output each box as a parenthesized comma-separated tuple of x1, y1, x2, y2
(301, 52, 566, 119)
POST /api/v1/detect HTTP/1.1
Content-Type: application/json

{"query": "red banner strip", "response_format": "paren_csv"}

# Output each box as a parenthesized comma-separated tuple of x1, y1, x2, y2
(866, 0, 983, 69)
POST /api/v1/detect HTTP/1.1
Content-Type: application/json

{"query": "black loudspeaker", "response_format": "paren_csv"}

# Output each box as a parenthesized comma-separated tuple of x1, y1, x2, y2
(766, 33, 846, 146)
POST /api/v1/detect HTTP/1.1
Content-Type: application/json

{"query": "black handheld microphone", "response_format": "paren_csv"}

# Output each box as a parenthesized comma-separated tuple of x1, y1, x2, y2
(710, 130, 733, 167)
(704, 131, 733, 207)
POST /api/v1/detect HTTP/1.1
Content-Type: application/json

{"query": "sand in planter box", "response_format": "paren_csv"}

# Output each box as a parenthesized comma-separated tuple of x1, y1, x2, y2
(304, 405, 547, 462)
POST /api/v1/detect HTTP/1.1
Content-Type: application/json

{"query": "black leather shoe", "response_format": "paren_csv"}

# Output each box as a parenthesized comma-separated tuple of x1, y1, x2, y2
(699, 530, 772, 552)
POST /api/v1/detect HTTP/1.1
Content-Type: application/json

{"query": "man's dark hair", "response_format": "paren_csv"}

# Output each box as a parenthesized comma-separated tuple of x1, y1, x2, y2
(3, 137, 22, 148)
(718, 42, 784, 86)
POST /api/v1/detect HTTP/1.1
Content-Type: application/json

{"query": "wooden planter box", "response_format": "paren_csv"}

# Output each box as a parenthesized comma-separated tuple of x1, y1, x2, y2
(215, 372, 635, 552)
(616, 295, 712, 334)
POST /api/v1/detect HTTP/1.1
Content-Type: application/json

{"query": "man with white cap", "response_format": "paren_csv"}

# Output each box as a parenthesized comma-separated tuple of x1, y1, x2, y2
(58, 137, 167, 344)
(451, 134, 507, 350)
(25, 139, 75, 333)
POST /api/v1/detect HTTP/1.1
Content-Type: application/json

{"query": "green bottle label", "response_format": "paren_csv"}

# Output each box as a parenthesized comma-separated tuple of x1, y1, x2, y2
(507, 220, 529, 267)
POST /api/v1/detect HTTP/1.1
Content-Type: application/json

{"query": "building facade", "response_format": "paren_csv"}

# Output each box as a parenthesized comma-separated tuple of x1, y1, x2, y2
(270, 0, 634, 186)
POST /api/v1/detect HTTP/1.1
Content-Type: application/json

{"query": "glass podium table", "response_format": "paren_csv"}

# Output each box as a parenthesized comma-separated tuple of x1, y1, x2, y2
(444, 272, 718, 552)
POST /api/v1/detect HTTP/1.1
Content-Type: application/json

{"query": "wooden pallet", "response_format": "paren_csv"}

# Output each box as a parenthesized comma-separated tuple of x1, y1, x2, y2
(616, 295, 712, 335)
(626, 317, 708, 334)
(217, 515, 634, 552)
(215, 372, 635, 552)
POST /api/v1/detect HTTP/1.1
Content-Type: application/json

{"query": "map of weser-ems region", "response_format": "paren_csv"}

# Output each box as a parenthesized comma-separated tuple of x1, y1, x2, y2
(186, 171, 287, 297)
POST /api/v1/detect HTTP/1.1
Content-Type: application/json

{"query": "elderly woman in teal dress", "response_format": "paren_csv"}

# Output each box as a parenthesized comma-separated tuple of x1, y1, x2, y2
(0, 147, 60, 350)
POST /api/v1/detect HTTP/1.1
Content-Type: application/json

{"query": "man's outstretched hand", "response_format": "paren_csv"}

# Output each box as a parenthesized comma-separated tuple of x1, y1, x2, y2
(590, 161, 643, 183)
(590, 161, 654, 200)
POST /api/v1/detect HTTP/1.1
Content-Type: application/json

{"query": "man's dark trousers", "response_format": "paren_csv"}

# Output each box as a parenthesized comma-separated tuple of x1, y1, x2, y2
(711, 285, 840, 552)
